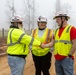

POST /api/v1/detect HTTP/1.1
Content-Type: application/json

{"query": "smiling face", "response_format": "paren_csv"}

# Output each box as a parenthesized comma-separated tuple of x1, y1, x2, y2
(38, 22, 47, 29)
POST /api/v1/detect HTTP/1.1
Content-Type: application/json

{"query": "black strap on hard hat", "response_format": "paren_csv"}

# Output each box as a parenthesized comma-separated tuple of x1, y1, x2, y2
(60, 16, 66, 28)
(65, 16, 68, 21)
(60, 16, 63, 28)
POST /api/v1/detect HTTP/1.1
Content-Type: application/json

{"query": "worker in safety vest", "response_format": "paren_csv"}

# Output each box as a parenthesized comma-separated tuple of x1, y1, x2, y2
(7, 15, 44, 75)
(43, 11, 76, 75)
(31, 16, 54, 75)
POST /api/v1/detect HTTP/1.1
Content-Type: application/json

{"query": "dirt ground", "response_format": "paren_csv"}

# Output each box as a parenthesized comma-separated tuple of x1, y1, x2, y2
(0, 38, 76, 75)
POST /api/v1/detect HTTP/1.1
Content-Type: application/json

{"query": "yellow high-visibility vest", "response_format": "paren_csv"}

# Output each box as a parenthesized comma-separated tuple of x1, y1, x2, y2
(7, 28, 41, 55)
(54, 25, 73, 56)
(32, 28, 52, 56)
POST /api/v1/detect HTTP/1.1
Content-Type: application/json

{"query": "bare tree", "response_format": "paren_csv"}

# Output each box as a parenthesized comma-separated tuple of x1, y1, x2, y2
(32, 0, 35, 30)
(6, 0, 16, 23)
(61, 3, 71, 14)
(22, 0, 35, 30)
(52, 0, 61, 29)
(56, 0, 61, 13)
(52, 0, 71, 30)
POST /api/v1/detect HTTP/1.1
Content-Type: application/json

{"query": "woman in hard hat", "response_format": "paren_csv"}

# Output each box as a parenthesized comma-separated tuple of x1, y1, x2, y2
(31, 16, 54, 75)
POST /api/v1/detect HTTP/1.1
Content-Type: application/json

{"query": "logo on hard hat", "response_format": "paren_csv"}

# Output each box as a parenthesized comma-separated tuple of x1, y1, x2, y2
(38, 16, 47, 22)
(11, 15, 23, 22)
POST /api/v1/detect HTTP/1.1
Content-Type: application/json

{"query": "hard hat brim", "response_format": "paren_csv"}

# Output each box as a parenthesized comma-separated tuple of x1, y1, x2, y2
(11, 20, 22, 23)
(37, 21, 47, 23)
(53, 16, 70, 20)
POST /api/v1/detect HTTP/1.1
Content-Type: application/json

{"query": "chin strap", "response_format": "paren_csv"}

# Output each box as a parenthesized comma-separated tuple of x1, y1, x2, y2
(59, 17, 65, 28)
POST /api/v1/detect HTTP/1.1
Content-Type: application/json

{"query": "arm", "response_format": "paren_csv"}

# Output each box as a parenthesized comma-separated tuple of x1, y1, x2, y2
(14, 30, 42, 46)
(41, 35, 54, 48)
(69, 39, 76, 55)
(68, 26, 76, 56)
(45, 37, 54, 48)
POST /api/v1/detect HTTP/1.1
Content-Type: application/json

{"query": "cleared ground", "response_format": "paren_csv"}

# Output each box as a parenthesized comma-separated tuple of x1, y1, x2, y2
(0, 38, 76, 75)
(0, 53, 56, 75)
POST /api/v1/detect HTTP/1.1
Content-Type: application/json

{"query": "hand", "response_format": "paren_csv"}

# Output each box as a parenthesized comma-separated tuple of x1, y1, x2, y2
(40, 43, 46, 49)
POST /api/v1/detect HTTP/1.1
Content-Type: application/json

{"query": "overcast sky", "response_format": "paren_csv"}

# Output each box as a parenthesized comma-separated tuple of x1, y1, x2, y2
(0, 0, 76, 30)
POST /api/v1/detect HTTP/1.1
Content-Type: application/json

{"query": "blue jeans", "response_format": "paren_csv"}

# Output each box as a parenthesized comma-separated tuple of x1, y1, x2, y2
(55, 57, 74, 75)
(8, 55, 26, 75)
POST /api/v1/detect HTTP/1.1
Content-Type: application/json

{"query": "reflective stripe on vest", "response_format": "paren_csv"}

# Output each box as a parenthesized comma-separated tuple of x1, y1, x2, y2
(46, 29, 51, 43)
(32, 28, 52, 43)
(29, 38, 34, 46)
(54, 25, 73, 56)
(66, 25, 71, 33)
(32, 28, 52, 56)
(55, 40, 72, 44)
(10, 28, 14, 43)
(7, 28, 25, 46)
(32, 29, 36, 38)
(55, 25, 71, 36)
(55, 25, 72, 44)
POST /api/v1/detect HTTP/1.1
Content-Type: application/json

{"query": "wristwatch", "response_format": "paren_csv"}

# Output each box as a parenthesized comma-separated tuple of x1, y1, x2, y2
(68, 54, 72, 57)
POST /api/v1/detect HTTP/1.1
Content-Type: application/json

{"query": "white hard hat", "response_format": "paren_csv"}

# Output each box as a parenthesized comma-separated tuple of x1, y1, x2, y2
(37, 16, 47, 22)
(53, 11, 70, 19)
(11, 15, 23, 22)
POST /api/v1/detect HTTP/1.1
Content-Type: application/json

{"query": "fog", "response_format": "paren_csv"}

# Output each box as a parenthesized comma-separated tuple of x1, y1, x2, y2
(0, 0, 76, 30)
